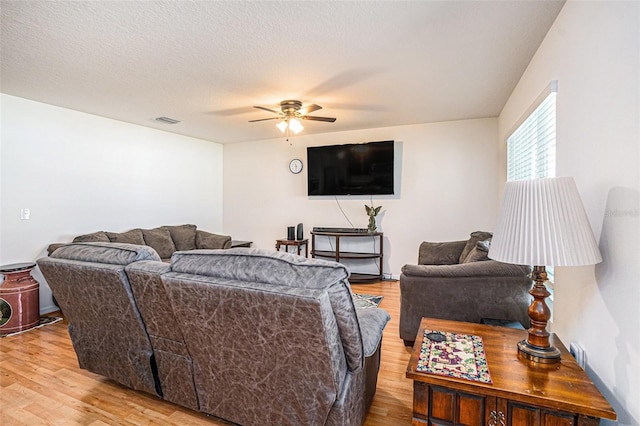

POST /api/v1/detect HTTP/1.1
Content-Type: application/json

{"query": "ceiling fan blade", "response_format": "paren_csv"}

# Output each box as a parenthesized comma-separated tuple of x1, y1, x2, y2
(298, 104, 322, 115)
(253, 105, 281, 115)
(248, 117, 281, 122)
(301, 115, 336, 122)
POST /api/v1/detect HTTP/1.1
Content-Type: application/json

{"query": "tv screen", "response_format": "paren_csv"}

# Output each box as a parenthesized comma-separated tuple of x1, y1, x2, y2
(307, 141, 394, 196)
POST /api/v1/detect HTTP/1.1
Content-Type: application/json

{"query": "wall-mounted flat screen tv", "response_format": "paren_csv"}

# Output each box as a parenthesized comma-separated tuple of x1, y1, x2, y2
(307, 140, 394, 196)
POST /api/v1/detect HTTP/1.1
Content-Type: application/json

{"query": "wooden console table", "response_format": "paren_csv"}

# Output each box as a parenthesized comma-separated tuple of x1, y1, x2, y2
(311, 231, 383, 282)
(406, 318, 616, 425)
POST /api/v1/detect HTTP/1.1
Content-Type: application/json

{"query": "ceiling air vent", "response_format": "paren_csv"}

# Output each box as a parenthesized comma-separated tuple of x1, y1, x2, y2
(154, 116, 181, 125)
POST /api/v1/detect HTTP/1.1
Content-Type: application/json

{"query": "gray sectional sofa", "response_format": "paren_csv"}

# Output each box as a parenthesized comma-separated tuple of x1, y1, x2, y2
(38, 243, 390, 426)
(46, 224, 232, 260)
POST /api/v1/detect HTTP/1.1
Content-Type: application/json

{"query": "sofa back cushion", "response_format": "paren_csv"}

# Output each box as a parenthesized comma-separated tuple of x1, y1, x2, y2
(162, 273, 343, 425)
(418, 241, 466, 265)
(141, 228, 177, 259)
(37, 243, 159, 396)
(106, 228, 145, 245)
(170, 249, 364, 371)
(161, 224, 197, 251)
(72, 231, 110, 243)
(459, 231, 493, 264)
(462, 239, 492, 263)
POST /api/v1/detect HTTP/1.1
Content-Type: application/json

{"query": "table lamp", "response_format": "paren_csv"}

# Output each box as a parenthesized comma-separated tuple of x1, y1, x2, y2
(488, 177, 602, 364)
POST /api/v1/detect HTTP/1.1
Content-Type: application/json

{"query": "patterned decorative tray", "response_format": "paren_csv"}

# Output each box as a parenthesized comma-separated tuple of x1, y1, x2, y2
(416, 329, 492, 384)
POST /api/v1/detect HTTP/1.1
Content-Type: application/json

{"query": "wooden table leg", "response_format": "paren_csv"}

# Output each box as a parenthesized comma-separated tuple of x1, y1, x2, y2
(412, 381, 429, 425)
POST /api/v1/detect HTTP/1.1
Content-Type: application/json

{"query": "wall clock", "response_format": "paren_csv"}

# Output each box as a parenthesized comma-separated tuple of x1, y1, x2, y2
(289, 159, 303, 174)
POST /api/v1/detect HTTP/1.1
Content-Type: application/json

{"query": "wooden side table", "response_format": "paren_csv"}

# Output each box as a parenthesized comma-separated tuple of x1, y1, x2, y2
(0, 263, 40, 334)
(275, 239, 309, 257)
(406, 318, 616, 425)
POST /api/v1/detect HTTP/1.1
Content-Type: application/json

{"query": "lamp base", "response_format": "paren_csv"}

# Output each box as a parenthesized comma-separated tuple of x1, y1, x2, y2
(518, 266, 562, 364)
(517, 339, 561, 364)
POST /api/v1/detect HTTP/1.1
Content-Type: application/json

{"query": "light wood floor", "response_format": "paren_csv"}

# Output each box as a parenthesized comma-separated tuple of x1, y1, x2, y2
(1, 280, 414, 425)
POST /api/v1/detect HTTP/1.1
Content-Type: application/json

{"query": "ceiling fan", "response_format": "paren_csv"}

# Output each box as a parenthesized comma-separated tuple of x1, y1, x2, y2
(249, 100, 336, 134)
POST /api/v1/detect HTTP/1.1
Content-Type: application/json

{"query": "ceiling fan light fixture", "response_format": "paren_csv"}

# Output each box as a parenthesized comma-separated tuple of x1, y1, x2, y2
(276, 120, 288, 133)
(289, 118, 304, 134)
(253, 100, 333, 134)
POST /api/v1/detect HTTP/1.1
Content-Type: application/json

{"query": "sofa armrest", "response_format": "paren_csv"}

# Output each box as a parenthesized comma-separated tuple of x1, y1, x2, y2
(47, 243, 68, 256)
(402, 260, 532, 278)
(126, 259, 171, 275)
(418, 240, 467, 265)
(195, 230, 232, 249)
(356, 308, 390, 357)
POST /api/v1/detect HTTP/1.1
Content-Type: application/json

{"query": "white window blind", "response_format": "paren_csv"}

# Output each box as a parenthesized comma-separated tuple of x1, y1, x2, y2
(507, 91, 556, 181)
(506, 83, 557, 290)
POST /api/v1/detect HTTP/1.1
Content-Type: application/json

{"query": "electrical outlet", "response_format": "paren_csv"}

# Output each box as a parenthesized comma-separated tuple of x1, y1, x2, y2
(570, 342, 586, 368)
(382, 273, 392, 280)
(20, 208, 30, 220)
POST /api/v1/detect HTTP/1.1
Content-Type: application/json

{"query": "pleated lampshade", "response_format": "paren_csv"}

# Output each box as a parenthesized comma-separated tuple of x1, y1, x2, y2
(489, 177, 602, 267)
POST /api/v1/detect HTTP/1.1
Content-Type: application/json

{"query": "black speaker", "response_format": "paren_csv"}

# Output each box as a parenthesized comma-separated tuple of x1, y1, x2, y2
(287, 226, 295, 240)
(296, 223, 304, 240)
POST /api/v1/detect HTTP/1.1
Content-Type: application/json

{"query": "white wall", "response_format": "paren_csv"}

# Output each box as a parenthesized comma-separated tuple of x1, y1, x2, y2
(0, 94, 224, 314)
(498, 1, 640, 423)
(223, 118, 500, 277)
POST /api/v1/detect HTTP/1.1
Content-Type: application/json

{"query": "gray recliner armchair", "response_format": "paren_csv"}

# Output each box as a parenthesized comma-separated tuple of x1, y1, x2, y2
(399, 231, 533, 346)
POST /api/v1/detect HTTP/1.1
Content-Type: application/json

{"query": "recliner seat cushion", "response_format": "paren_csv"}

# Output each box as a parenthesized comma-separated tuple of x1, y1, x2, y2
(356, 308, 390, 357)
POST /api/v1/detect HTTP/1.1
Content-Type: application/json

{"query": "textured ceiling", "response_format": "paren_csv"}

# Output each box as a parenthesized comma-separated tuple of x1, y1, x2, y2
(1, 1, 565, 144)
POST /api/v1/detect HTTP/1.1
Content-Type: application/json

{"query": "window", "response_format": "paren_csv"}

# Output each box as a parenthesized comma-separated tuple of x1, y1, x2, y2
(505, 82, 557, 288)
(506, 84, 557, 182)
